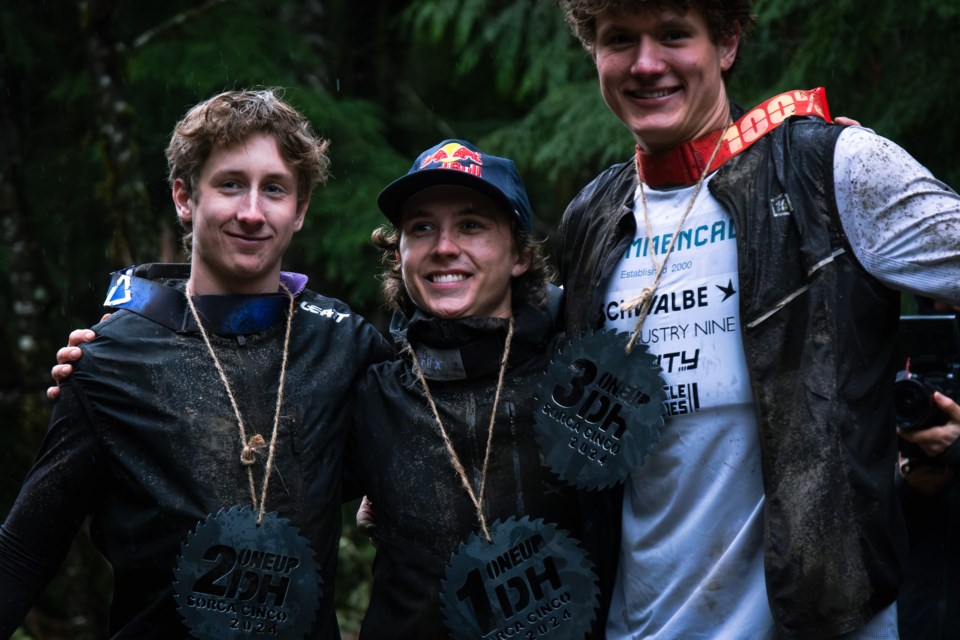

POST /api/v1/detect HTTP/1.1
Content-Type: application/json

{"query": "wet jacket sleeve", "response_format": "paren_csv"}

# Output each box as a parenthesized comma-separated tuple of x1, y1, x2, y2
(0, 381, 103, 635)
(341, 322, 393, 502)
(834, 126, 960, 306)
(342, 385, 368, 503)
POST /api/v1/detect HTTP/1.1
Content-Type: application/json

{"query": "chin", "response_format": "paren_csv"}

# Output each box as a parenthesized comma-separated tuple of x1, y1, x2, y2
(422, 302, 470, 320)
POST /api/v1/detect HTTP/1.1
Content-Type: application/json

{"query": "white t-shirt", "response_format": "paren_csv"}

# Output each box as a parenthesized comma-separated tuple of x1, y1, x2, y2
(603, 126, 960, 639)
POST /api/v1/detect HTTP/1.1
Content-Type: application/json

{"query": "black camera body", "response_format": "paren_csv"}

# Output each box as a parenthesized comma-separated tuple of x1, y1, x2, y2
(895, 369, 960, 431)
(894, 315, 960, 463)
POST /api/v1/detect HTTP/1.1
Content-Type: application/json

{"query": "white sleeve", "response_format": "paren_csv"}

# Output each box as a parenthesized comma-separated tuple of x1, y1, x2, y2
(834, 126, 960, 306)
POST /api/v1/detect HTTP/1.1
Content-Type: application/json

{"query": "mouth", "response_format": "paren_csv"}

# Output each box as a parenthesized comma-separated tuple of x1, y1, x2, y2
(227, 232, 270, 243)
(429, 273, 469, 283)
(627, 87, 679, 100)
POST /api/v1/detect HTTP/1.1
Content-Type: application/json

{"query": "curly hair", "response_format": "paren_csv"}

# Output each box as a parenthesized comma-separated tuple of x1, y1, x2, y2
(370, 221, 555, 317)
(166, 88, 331, 208)
(558, 0, 756, 77)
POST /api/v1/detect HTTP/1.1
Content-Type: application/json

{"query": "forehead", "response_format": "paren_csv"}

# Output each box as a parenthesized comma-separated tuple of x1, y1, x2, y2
(400, 185, 509, 220)
(596, 2, 701, 29)
(202, 132, 294, 175)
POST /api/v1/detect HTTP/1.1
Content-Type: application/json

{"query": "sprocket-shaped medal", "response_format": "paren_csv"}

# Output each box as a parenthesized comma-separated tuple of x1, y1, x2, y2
(440, 516, 598, 640)
(173, 505, 321, 639)
(534, 330, 666, 490)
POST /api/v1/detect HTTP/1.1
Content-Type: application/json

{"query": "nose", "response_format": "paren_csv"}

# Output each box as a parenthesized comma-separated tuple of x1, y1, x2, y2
(630, 39, 666, 76)
(431, 226, 460, 257)
(236, 192, 266, 226)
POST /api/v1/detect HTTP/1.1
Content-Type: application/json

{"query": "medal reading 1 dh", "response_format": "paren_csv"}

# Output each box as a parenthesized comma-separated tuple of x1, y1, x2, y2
(174, 505, 321, 639)
(534, 330, 666, 490)
(441, 516, 598, 640)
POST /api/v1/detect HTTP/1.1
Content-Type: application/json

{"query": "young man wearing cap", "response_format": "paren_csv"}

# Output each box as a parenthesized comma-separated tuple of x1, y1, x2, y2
(555, 1, 960, 639)
(344, 139, 594, 639)
(0, 89, 391, 638)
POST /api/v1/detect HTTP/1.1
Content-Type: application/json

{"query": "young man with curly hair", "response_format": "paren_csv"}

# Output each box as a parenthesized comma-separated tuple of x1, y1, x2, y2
(345, 139, 594, 639)
(0, 89, 391, 639)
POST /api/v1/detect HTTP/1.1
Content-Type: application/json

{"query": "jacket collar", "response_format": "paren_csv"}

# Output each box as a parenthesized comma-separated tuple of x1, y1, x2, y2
(390, 285, 561, 381)
(103, 263, 307, 335)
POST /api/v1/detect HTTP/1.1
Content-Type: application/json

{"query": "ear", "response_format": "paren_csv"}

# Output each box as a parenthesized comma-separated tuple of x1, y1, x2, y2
(511, 247, 532, 278)
(718, 22, 741, 72)
(172, 178, 193, 224)
(293, 195, 310, 233)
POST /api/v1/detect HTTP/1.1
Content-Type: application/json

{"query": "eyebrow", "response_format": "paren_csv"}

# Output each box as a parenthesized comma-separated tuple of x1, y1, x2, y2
(207, 169, 296, 183)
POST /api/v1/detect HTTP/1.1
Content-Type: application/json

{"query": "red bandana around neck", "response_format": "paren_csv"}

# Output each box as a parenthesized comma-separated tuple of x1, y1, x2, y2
(636, 87, 832, 189)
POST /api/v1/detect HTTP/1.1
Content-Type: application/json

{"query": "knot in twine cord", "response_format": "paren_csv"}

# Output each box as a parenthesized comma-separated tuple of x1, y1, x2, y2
(622, 287, 654, 314)
(240, 434, 267, 465)
(622, 287, 655, 354)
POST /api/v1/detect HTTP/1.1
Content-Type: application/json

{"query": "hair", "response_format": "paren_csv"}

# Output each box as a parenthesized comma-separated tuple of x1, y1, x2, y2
(557, 0, 756, 78)
(370, 219, 555, 317)
(166, 88, 331, 244)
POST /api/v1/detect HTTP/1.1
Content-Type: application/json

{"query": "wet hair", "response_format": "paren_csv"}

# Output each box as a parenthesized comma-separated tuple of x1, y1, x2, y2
(370, 216, 555, 317)
(558, 0, 755, 78)
(166, 88, 331, 237)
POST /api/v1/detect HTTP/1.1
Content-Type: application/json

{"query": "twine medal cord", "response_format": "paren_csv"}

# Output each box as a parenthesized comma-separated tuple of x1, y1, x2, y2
(185, 281, 296, 526)
(624, 126, 728, 355)
(405, 318, 515, 542)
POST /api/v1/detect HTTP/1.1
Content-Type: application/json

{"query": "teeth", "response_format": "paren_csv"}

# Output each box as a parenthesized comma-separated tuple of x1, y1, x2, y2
(637, 88, 673, 99)
(431, 273, 467, 283)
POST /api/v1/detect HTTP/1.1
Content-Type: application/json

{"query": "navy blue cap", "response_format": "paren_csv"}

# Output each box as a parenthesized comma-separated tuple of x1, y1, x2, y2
(377, 139, 533, 231)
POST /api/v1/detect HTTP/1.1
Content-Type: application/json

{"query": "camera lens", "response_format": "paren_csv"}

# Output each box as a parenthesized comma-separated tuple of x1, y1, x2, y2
(894, 377, 942, 430)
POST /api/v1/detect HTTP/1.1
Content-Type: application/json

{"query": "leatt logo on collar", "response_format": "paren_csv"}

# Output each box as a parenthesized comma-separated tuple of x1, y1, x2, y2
(299, 301, 350, 323)
(419, 142, 483, 177)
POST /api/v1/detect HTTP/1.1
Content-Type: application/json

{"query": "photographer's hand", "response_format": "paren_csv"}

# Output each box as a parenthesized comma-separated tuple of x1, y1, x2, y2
(898, 392, 960, 458)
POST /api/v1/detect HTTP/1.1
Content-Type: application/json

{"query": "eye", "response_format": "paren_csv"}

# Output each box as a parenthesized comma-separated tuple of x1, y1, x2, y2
(662, 29, 690, 42)
(264, 183, 289, 197)
(598, 31, 636, 49)
(403, 220, 435, 236)
(220, 180, 243, 191)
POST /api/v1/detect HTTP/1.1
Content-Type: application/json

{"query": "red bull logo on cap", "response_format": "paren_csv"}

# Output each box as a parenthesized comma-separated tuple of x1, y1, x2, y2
(419, 142, 483, 177)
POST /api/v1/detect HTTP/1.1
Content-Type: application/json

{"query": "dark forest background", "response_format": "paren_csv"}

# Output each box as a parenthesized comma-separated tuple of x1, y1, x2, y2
(2, 1, 958, 638)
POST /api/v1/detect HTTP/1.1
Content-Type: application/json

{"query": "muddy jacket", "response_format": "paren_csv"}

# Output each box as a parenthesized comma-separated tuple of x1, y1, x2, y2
(556, 117, 906, 639)
(0, 264, 391, 639)
(345, 287, 594, 639)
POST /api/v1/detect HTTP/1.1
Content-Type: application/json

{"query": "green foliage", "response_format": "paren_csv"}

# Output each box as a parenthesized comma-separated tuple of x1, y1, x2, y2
(335, 501, 377, 636)
(2, 0, 959, 637)
(406, 0, 587, 99)
(744, 0, 960, 185)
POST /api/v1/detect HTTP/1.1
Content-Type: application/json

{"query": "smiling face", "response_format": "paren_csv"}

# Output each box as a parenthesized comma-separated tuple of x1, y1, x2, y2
(398, 186, 530, 319)
(174, 132, 308, 295)
(594, 5, 739, 152)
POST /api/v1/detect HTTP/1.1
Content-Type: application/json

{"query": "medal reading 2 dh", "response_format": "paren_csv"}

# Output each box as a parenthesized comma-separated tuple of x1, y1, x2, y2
(174, 506, 321, 639)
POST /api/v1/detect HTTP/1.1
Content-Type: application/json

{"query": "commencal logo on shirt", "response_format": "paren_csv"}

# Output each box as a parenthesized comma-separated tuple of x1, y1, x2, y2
(622, 219, 736, 262)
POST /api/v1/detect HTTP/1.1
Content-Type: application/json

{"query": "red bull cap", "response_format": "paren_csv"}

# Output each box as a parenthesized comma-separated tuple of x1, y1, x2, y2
(377, 139, 533, 231)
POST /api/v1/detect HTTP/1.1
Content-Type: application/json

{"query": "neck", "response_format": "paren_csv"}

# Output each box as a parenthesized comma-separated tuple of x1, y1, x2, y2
(188, 271, 282, 296)
(635, 126, 728, 189)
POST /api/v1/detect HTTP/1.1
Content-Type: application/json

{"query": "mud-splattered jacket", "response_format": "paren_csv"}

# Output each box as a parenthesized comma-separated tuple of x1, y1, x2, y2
(345, 287, 594, 639)
(556, 117, 908, 639)
(0, 264, 391, 639)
